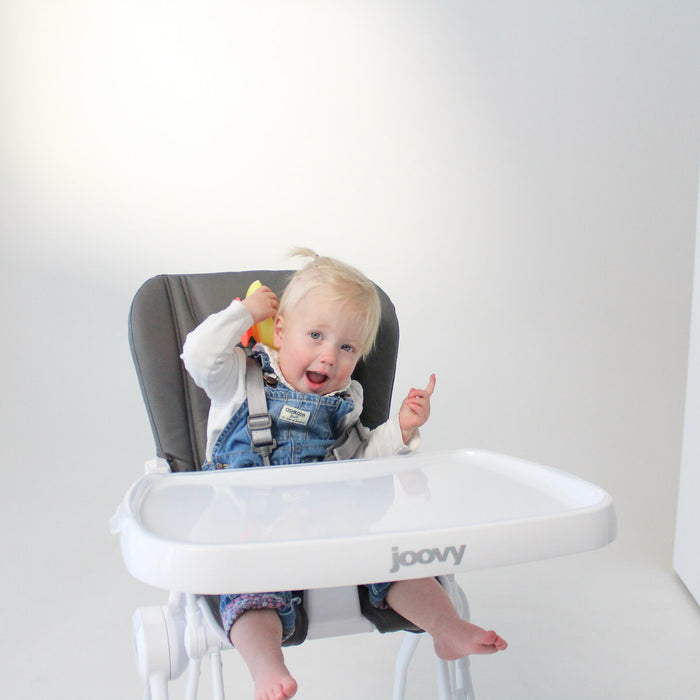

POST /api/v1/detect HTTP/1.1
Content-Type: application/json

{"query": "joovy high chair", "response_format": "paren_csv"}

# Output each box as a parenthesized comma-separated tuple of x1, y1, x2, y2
(112, 270, 617, 700)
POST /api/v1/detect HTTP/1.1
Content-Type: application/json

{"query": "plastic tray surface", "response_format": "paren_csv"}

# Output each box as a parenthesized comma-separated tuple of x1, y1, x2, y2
(113, 450, 616, 594)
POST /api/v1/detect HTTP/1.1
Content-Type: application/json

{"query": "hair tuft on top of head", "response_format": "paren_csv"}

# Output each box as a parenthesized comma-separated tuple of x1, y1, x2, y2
(289, 246, 319, 261)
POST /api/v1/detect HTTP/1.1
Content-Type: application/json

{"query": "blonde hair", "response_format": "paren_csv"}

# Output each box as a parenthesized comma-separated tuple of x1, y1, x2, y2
(278, 248, 382, 359)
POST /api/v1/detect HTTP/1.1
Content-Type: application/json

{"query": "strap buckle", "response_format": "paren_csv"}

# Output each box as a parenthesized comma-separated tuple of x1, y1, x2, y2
(247, 413, 273, 433)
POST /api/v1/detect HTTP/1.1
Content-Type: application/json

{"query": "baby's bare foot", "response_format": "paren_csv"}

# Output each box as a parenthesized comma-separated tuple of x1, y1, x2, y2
(433, 620, 508, 660)
(254, 669, 297, 700)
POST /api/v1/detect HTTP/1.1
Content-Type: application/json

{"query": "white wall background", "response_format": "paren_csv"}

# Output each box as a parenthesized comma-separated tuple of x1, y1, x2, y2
(2, 1, 700, 698)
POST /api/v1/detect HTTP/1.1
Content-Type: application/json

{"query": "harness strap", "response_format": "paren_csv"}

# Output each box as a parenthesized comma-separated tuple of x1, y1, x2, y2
(325, 421, 370, 461)
(245, 356, 277, 465)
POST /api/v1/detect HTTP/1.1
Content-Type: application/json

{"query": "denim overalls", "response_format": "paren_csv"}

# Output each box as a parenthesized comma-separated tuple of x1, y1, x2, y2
(203, 349, 391, 640)
(203, 349, 355, 471)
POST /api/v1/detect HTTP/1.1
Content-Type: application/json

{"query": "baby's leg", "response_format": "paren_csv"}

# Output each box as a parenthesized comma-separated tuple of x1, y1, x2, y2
(229, 609, 297, 700)
(386, 578, 507, 660)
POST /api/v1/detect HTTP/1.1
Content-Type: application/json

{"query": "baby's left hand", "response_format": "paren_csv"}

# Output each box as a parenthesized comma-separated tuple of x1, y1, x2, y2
(399, 373, 436, 445)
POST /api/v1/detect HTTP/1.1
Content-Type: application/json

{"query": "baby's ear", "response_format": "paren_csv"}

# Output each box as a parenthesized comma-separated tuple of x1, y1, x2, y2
(273, 315, 284, 347)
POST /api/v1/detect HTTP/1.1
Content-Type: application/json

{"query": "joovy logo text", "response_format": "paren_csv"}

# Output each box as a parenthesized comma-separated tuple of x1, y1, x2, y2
(389, 544, 466, 573)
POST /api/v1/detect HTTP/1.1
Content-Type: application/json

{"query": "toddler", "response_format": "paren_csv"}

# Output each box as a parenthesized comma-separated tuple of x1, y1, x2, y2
(182, 250, 506, 700)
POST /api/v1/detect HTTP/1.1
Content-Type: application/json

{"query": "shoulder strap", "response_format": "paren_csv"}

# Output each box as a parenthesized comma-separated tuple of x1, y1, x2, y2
(245, 356, 277, 465)
(325, 421, 370, 461)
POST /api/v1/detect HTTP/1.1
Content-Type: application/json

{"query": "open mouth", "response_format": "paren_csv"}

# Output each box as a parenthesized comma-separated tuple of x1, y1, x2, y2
(306, 371, 328, 388)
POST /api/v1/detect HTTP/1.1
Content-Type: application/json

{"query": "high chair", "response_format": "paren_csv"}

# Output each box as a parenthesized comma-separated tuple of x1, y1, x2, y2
(112, 271, 617, 700)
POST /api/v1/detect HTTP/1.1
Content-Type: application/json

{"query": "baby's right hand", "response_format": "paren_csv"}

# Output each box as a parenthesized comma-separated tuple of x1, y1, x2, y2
(242, 285, 279, 323)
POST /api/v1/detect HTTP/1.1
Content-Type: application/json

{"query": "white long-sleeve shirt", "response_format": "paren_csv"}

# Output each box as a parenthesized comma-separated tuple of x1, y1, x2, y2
(181, 299, 418, 463)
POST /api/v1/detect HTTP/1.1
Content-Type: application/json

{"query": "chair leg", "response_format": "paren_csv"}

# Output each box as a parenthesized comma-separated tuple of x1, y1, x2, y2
(434, 657, 454, 700)
(455, 657, 475, 700)
(210, 650, 226, 700)
(184, 594, 228, 700)
(393, 632, 422, 700)
(434, 657, 476, 700)
(147, 673, 170, 700)
(184, 658, 201, 700)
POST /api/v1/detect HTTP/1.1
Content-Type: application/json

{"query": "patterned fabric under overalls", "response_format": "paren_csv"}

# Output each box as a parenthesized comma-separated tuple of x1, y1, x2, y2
(203, 349, 391, 641)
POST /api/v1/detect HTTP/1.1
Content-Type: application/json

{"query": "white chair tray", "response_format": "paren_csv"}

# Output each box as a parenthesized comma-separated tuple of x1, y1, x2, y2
(112, 449, 616, 594)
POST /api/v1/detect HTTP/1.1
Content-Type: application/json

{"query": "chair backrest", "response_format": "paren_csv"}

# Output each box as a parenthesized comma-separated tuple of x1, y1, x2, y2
(129, 271, 400, 472)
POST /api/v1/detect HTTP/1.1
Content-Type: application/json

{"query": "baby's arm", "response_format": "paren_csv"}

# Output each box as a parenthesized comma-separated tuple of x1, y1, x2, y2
(398, 374, 436, 445)
(353, 374, 436, 458)
(181, 297, 264, 398)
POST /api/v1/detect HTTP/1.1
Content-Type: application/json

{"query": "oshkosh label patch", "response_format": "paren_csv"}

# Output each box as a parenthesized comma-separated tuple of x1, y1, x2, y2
(279, 405, 311, 426)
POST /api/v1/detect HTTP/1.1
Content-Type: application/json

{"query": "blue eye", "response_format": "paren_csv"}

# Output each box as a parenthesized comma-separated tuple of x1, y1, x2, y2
(310, 331, 321, 340)
(341, 344, 354, 353)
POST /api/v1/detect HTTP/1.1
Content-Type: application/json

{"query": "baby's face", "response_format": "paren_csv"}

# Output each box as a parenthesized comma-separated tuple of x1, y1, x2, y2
(273, 288, 366, 395)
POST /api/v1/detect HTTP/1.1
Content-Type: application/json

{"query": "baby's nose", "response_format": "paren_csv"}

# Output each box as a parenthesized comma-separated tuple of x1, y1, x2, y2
(319, 346, 336, 366)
